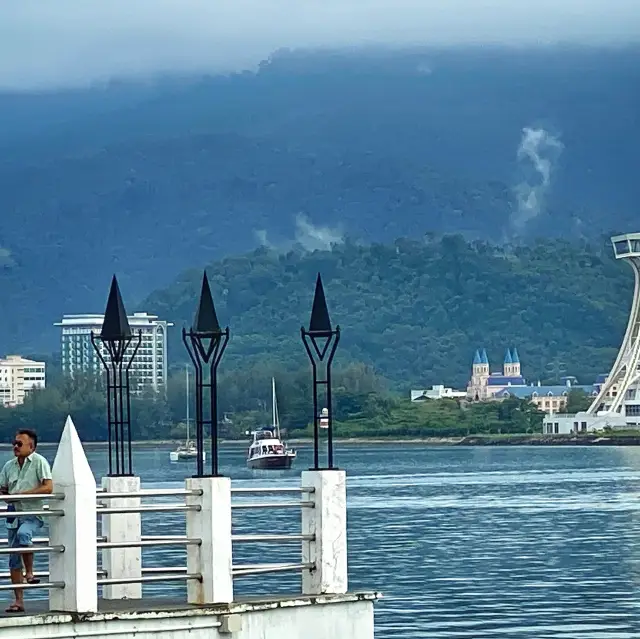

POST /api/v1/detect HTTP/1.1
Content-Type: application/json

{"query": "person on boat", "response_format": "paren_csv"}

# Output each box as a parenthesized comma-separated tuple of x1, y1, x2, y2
(0, 429, 53, 613)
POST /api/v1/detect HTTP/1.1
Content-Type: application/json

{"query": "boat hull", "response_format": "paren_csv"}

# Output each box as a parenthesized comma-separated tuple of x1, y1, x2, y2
(247, 455, 294, 470)
(170, 451, 206, 462)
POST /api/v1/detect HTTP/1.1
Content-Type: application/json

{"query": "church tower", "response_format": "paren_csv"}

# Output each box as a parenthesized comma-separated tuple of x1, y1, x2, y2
(504, 349, 513, 376)
(503, 348, 521, 377)
(468, 348, 490, 400)
(511, 347, 521, 376)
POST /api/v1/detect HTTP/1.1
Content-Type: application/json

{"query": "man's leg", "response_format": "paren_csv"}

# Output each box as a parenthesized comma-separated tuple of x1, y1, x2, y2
(7, 527, 24, 611)
(16, 519, 41, 584)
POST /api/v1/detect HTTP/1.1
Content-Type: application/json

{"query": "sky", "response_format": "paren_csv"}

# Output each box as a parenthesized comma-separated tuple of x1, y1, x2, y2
(1, 0, 640, 90)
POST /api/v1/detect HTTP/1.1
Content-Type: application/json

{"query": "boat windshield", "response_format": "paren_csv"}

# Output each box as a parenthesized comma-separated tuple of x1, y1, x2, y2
(255, 430, 275, 440)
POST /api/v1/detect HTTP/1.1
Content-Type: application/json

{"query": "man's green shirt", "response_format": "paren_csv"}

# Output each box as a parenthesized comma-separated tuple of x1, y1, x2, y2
(0, 453, 52, 529)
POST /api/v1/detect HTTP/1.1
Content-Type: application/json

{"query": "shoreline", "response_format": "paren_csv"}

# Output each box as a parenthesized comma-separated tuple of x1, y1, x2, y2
(6, 433, 640, 448)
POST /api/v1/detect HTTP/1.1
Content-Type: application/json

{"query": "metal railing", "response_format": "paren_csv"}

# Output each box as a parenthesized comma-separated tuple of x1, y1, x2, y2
(0, 485, 320, 596)
(96, 488, 204, 588)
(230, 486, 315, 579)
(0, 493, 66, 593)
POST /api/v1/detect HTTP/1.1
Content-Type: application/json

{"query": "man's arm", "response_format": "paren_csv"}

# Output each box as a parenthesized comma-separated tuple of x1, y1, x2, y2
(19, 479, 53, 495)
(0, 464, 8, 494)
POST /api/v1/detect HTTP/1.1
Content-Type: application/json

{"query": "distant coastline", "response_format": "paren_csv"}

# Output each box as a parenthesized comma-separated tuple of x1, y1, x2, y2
(7, 433, 640, 448)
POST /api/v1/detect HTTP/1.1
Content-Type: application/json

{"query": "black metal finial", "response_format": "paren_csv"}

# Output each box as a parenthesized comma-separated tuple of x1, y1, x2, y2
(301, 273, 341, 471)
(101, 275, 132, 343)
(193, 272, 221, 334)
(91, 275, 141, 476)
(309, 273, 332, 334)
(183, 271, 230, 477)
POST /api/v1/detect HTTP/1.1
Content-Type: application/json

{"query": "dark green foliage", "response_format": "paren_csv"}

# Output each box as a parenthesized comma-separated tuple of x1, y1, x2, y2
(1, 46, 639, 352)
(0, 360, 544, 442)
(145, 235, 630, 390)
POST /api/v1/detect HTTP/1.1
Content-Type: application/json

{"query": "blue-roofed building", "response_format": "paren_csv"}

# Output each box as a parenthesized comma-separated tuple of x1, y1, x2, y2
(495, 384, 598, 413)
(467, 347, 525, 400)
(467, 347, 597, 413)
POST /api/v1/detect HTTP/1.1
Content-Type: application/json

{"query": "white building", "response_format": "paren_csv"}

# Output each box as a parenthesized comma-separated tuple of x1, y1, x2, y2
(55, 312, 172, 393)
(0, 355, 46, 407)
(548, 233, 640, 433)
(411, 385, 467, 401)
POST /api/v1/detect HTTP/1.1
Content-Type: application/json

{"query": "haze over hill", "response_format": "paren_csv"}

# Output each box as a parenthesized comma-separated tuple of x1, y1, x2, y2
(0, 4, 638, 353)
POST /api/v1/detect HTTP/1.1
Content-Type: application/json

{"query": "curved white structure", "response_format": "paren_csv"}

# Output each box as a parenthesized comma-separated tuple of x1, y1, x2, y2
(588, 233, 640, 418)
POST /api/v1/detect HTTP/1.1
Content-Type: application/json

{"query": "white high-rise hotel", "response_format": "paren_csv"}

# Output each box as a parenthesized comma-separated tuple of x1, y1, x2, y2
(55, 312, 172, 393)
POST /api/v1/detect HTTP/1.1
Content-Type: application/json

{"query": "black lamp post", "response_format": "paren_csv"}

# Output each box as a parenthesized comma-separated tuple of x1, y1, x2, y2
(301, 273, 341, 470)
(182, 272, 229, 477)
(91, 275, 141, 476)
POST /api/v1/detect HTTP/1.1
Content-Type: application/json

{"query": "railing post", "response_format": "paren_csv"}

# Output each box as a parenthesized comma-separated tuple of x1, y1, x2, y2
(185, 477, 233, 604)
(100, 476, 142, 599)
(301, 470, 348, 595)
(49, 416, 98, 613)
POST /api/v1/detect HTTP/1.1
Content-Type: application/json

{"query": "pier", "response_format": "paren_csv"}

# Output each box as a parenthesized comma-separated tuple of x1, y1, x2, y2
(0, 417, 377, 638)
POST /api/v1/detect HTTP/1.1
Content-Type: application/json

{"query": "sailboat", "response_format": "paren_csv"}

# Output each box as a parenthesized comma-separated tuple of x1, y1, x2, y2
(170, 367, 206, 462)
(246, 378, 296, 470)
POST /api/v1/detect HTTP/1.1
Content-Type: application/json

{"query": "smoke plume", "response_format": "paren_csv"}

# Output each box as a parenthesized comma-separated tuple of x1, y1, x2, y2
(255, 214, 343, 253)
(511, 127, 563, 232)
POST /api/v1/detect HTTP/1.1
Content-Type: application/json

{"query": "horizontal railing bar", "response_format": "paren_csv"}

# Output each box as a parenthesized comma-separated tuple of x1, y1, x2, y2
(0, 570, 108, 578)
(231, 501, 315, 510)
(0, 545, 64, 555)
(232, 534, 315, 543)
(0, 535, 188, 545)
(232, 562, 314, 576)
(142, 567, 188, 574)
(97, 489, 203, 499)
(97, 574, 201, 586)
(1, 493, 65, 501)
(97, 505, 200, 514)
(0, 581, 64, 591)
(0, 510, 63, 518)
(98, 539, 200, 549)
(231, 487, 315, 494)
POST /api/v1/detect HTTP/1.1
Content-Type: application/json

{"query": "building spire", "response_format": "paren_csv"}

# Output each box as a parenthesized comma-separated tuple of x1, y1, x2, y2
(473, 350, 481, 365)
(504, 349, 513, 364)
(481, 348, 489, 365)
(511, 347, 520, 364)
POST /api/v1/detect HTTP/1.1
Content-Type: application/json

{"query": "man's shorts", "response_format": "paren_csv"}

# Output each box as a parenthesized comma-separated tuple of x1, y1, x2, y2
(7, 517, 43, 569)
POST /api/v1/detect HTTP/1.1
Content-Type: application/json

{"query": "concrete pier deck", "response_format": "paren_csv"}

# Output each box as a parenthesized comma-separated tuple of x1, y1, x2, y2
(0, 591, 378, 619)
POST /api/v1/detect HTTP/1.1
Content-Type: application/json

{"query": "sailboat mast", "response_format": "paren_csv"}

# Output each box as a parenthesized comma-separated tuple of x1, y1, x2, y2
(272, 377, 280, 439)
(186, 365, 190, 443)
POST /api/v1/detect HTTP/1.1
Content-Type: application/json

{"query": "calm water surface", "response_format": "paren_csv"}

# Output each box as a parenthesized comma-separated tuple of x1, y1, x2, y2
(7, 443, 640, 638)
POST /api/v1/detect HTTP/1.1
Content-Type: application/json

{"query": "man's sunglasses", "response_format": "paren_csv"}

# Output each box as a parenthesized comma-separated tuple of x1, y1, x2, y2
(12, 441, 23, 448)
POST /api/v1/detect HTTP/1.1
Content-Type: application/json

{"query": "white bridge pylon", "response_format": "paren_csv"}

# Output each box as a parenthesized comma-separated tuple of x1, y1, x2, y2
(588, 233, 640, 415)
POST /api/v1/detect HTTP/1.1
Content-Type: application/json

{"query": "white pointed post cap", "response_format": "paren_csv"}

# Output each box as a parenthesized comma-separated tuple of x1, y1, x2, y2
(52, 416, 95, 486)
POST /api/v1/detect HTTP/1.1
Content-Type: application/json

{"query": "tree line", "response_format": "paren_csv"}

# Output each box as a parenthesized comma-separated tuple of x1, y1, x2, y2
(0, 356, 594, 444)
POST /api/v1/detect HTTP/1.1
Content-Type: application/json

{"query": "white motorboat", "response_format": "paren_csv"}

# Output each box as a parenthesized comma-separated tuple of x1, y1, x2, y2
(246, 378, 296, 470)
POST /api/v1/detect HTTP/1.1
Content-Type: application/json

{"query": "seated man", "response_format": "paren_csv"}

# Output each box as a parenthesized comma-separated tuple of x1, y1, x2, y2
(0, 429, 53, 613)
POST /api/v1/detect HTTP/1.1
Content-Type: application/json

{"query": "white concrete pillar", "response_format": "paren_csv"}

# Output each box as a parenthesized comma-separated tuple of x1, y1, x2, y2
(100, 475, 142, 599)
(49, 416, 98, 613)
(185, 476, 233, 604)
(301, 469, 348, 595)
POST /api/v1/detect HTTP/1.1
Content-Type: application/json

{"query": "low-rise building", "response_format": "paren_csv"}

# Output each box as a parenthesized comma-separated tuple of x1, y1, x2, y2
(411, 385, 467, 401)
(0, 355, 46, 407)
(495, 380, 598, 413)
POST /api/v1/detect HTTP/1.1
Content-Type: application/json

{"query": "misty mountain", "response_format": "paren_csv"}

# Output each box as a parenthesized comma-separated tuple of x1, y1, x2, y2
(0, 46, 638, 353)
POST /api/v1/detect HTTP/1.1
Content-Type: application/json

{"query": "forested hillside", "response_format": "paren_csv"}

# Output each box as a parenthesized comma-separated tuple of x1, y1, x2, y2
(0, 46, 639, 352)
(144, 235, 630, 390)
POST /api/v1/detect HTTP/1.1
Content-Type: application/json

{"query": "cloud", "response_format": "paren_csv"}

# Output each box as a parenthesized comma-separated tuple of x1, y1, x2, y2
(511, 127, 564, 233)
(1, 0, 640, 90)
(255, 214, 343, 252)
